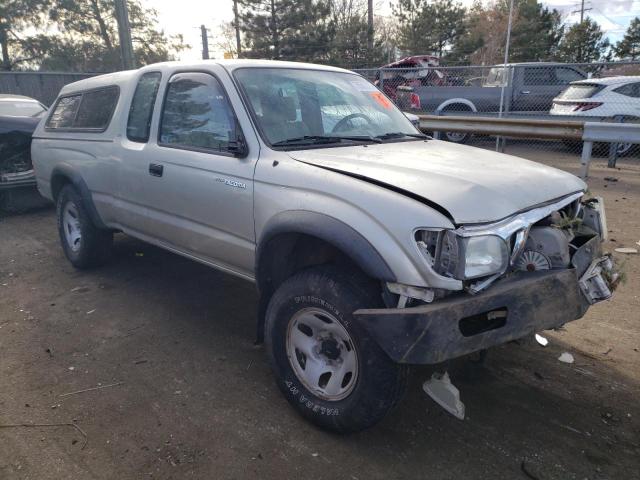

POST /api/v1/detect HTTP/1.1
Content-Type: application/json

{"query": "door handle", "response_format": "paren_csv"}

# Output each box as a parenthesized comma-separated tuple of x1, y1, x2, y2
(149, 163, 163, 177)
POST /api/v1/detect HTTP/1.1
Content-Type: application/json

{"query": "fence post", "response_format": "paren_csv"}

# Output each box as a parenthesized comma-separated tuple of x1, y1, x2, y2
(378, 68, 384, 92)
(607, 115, 624, 168)
(580, 140, 593, 179)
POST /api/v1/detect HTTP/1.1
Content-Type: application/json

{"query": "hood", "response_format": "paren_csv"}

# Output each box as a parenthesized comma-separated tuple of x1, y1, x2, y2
(289, 140, 585, 224)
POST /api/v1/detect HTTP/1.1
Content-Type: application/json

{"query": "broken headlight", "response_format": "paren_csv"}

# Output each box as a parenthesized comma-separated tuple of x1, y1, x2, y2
(416, 230, 509, 280)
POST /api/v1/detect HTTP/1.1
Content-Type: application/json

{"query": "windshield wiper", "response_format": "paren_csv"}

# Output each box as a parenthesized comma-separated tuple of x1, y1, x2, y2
(374, 132, 428, 140)
(271, 135, 382, 146)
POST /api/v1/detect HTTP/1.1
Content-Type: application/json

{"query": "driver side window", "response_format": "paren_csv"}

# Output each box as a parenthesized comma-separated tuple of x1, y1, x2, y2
(159, 72, 239, 153)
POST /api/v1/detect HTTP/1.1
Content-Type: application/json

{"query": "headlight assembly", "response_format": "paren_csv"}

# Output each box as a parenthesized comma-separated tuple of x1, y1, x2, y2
(416, 230, 509, 280)
(462, 235, 509, 279)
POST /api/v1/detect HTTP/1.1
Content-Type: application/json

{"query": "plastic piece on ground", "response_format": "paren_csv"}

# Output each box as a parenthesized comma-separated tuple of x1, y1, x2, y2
(535, 334, 549, 347)
(614, 247, 637, 254)
(558, 352, 575, 364)
(423, 372, 465, 420)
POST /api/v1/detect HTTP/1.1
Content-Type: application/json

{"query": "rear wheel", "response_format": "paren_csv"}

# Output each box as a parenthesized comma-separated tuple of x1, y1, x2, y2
(265, 266, 409, 433)
(57, 184, 113, 269)
(441, 104, 472, 144)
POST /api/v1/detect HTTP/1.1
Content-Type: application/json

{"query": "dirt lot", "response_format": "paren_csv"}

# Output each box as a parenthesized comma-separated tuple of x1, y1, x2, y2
(1, 151, 639, 479)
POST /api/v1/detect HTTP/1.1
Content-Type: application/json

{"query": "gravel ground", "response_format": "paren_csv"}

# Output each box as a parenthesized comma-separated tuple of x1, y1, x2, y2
(1, 150, 639, 479)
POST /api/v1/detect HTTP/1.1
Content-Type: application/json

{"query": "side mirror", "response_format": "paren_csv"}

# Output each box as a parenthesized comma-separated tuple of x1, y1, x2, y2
(227, 127, 248, 158)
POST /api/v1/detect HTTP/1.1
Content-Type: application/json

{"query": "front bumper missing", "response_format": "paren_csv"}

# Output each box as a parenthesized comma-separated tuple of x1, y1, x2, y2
(355, 235, 615, 365)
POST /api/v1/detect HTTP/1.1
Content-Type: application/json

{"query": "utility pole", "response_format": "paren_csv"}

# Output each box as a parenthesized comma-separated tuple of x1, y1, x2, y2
(367, 0, 374, 58)
(201, 25, 210, 59)
(571, 0, 592, 62)
(114, 0, 135, 70)
(233, 0, 242, 57)
(572, 0, 592, 23)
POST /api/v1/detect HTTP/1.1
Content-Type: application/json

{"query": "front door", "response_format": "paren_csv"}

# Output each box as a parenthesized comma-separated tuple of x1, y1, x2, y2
(135, 69, 258, 278)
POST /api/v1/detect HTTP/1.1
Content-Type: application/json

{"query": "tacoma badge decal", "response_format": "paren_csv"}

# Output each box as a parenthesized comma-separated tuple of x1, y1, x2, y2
(215, 177, 247, 189)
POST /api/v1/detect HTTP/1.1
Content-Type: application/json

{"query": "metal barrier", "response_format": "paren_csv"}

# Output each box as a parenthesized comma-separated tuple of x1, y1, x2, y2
(418, 114, 583, 140)
(416, 114, 640, 179)
(581, 123, 640, 178)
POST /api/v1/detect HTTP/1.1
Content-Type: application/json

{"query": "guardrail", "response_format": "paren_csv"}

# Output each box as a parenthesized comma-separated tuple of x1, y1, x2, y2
(416, 114, 640, 179)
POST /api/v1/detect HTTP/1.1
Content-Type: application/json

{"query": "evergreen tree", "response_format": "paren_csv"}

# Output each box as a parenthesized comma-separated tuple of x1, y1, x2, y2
(0, 0, 51, 70)
(615, 17, 640, 60)
(509, 0, 563, 62)
(557, 18, 609, 63)
(239, 0, 333, 62)
(448, 0, 563, 65)
(392, 0, 431, 55)
(1, 0, 185, 72)
(392, 0, 466, 57)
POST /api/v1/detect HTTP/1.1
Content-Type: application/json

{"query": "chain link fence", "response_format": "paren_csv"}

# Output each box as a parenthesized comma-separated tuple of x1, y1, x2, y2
(354, 61, 640, 165)
(0, 72, 95, 106)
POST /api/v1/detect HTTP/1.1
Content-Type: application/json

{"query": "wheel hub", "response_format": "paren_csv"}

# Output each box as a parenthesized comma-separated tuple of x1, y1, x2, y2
(319, 338, 341, 361)
(286, 307, 358, 401)
(62, 202, 82, 252)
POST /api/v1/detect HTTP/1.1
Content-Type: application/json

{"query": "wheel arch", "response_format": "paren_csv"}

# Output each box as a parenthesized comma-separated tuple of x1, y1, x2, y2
(436, 98, 476, 113)
(254, 210, 396, 342)
(50, 164, 107, 229)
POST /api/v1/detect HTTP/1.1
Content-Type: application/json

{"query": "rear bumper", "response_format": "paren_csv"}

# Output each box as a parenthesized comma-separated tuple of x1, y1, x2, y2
(356, 269, 589, 364)
(355, 235, 610, 365)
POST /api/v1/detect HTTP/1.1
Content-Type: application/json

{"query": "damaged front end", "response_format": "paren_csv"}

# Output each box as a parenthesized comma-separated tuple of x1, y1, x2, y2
(355, 193, 618, 364)
(0, 115, 40, 192)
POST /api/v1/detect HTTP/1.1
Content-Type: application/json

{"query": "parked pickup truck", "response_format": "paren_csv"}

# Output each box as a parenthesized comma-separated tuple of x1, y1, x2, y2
(397, 62, 586, 142)
(32, 60, 616, 432)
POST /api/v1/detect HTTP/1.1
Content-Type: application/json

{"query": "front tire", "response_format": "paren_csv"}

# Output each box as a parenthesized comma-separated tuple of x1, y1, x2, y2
(265, 266, 409, 433)
(56, 184, 113, 269)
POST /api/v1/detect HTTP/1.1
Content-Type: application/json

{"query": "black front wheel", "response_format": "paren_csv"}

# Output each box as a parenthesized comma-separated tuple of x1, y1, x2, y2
(56, 184, 113, 269)
(265, 266, 409, 433)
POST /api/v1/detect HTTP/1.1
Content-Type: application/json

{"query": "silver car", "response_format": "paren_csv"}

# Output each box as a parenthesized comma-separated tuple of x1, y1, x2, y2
(31, 60, 617, 432)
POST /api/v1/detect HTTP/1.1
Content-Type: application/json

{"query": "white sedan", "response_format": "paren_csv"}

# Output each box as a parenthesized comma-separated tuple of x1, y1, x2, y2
(551, 76, 640, 154)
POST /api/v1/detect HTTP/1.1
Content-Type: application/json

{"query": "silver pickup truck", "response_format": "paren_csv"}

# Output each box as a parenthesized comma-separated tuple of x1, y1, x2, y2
(32, 59, 616, 432)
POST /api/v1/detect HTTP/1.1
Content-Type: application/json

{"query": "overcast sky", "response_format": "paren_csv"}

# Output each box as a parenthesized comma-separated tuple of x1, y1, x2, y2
(150, 0, 640, 61)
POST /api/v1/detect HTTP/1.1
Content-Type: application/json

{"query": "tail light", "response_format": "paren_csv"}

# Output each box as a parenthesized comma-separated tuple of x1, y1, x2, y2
(573, 102, 603, 112)
(410, 93, 421, 110)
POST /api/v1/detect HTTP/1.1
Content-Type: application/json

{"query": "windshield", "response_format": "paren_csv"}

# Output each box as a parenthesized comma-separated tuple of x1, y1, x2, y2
(558, 83, 604, 100)
(0, 101, 47, 117)
(234, 68, 421, 148)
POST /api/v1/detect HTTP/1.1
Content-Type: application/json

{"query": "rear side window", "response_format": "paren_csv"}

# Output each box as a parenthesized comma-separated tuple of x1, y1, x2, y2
(613, 82, 640, 98)
(127, 72, 162, 142)
(555, 68, 584, 84)
(46, 95, 82, 128)
(523, 67, 553, 86)
(159, 72, 238, 153)
(46, 86, 119, 131)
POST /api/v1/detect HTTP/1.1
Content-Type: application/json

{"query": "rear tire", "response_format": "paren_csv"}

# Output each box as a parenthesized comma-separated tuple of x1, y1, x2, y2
(441, 105, 472, 144)
(56, 184, 112, 269)
(265, 266, 409, 433)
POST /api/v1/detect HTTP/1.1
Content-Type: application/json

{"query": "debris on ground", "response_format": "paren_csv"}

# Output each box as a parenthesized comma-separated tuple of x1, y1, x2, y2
(535, 334, 549, 347)
(614, 247, 638, 254)
(423, 372, 465, 420)
(604, 177, 618, 182)
(70, 286, 90, 293)
(59, 381, 124, 398)
(558, 352, 575, 364)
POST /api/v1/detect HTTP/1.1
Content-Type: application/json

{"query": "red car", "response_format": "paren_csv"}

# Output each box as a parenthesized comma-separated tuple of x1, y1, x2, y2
(374, 55, 447, 100)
